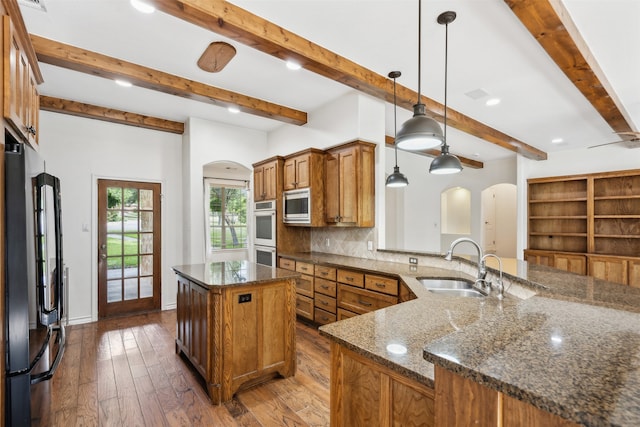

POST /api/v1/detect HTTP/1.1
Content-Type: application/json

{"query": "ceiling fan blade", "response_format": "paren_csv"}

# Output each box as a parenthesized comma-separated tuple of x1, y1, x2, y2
(588, 140, 626, 149)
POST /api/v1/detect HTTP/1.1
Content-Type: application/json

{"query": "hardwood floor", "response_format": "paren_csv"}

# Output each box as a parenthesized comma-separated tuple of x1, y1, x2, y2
(31, 310, 331, 426)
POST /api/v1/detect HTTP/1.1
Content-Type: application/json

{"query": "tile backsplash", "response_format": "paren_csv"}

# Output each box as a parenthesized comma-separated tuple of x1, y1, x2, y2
(311, 228, 377, 259)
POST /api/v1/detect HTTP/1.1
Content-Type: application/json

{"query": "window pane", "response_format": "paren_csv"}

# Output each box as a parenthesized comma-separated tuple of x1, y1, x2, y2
(140, 255, 153, 276)
(207, 185, 247, 251)
(139, 233, 153, 254)
(107, 211, 122, 232)
(107, 279, 122, 302)
(124, 278, 138, 300)
(140, 212, 153, 232)
(124, 256, 138, 277)
(107, 234, 122, 256)
(123, 233, 138, 255)
(107, 257, 122, 279)
(107, 187, 122, 209)
(124, 211, 139, 232)
(139, 189, 153, 210)
(123, 188, 138, 210)
(140, 277, 153, 298)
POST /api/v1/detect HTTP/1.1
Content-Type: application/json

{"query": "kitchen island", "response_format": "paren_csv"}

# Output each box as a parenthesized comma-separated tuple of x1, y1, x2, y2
(279, 251, 640, 426)
(172, 261, 298, 404)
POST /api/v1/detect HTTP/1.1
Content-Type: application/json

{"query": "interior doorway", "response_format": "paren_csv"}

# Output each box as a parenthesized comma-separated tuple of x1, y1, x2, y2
(97, 179, 161, 318)
(481, 183, 517, 257)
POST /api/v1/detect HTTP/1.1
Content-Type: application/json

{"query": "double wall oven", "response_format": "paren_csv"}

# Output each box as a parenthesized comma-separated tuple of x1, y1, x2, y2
(253, 200, 277, 267)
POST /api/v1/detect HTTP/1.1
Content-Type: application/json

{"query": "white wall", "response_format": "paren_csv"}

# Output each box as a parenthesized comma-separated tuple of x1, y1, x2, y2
(516, 145, 640, 258)
(37, 112, 183, 324)
(386, 150, 517, 255)
(182, 117, 269, 264)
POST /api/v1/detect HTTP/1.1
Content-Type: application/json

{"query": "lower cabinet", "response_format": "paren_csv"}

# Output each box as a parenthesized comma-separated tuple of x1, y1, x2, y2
(175, 274, 296, 404)
(331, 342, 435, 427)
(588, 255, 628, 285)
(434, 366, 578, 427)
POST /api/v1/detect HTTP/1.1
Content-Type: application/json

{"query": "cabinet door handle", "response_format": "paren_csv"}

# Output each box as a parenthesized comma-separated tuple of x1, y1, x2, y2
(375, 283, 385, 288)
(345, 277, 354, 281)
(357, 300, 372, 307)
(300, 267, 308, 271)
(321, 300, 328, 306)
(321, 285, 329, 289)
(321, 271, 328, 276)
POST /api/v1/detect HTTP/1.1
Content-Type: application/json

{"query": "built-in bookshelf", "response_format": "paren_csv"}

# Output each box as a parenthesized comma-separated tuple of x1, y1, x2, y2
(526, 169, 640, 286)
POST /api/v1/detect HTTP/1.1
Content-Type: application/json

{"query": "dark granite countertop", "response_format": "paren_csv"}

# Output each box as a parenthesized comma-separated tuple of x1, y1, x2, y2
(172, 260, 298, 289)
(280, 251, 640, 426)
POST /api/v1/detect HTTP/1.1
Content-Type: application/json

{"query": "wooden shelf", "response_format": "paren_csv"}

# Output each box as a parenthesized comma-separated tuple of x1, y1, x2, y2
(595, 234, 640, 239)
(530, 232, 587, 237)
(594, 195, 640, 201)
(529, 198, 587, 203)
(595, 215, 640, 219)
(530, 216, 587, 219)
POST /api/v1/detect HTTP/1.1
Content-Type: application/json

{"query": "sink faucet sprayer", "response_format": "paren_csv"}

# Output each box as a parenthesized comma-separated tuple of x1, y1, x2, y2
(444, 237, 505, 299)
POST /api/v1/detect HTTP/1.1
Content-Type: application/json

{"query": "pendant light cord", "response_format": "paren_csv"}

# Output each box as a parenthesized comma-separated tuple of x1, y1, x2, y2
(393, 76, 399, 167)
(443, 18, 448, 146)
(417, 0, 422, 104)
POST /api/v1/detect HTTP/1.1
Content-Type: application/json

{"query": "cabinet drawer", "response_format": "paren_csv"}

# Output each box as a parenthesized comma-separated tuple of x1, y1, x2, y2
(337, 269, 364, 288)
(315, 265, 336, 280)
(337, 308, 358, 321)
(315, 277, 337, 297)
(296, 274, 314, 298)
(296, 294, 314, 321)
(314, 293, 336, 314)
(314, 308, 336, 325)
(296, 262, 314, 275)
(365, 274, 398, 296)
(337, 284, 397, 315)
(279, 258, 296, 271)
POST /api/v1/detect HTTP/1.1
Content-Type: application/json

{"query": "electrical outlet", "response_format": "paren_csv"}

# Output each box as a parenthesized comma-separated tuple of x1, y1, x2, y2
(409, 257, 418, 265)
(367, 240, 373, 251)
(325, 238, 330, 247)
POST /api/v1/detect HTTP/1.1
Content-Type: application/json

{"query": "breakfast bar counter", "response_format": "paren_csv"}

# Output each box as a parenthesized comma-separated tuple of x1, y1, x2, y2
(280, 251, 640, 426)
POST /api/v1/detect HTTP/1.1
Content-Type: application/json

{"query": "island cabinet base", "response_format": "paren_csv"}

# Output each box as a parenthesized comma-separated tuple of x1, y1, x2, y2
(330, 342, 435, 427)
(176, 275, 296, 404)
(434, 366, 579, 427)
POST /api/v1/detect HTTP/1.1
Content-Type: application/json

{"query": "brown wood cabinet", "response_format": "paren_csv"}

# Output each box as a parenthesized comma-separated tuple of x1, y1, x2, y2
(527, 170, 640, 285)
(325, 140, 375, 227)
(434, 366, 578, 427)
(331, 342, 435, 427)
(3, 15, 38, 146)
(175, 274, 296, 404)
(252, 157, 280, 201)
(283, 148, 326, 226)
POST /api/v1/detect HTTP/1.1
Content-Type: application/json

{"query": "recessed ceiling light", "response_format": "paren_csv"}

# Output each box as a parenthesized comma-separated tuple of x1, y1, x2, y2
(473, 152, 481, 158)
(286, 60, 301, 71)
(485, 98, 501, 106)
(551, 138, 564, 144)
(130, 0, 155, 14)
(115, 79, 133, 88)
(227, 106, 240, 114)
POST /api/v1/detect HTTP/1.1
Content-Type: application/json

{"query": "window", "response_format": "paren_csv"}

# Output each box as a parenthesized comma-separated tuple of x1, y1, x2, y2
(204, 179, 248, 252)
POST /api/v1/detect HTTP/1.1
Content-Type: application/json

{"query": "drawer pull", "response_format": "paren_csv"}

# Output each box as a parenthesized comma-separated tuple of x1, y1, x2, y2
(321, 285, 329, 289)
(321, 316, 329, 321)
(301, 267, 308, 271)
(375, 283, 385, 288)
(321, 271, 328, 276)
(357, 299, 372, 307)
(321, 300, 328, 305)
(346, 277, 354, 281)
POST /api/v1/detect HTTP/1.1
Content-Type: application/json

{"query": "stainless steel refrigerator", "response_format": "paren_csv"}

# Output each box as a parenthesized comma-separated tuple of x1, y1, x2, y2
(4, 134, 65, 426)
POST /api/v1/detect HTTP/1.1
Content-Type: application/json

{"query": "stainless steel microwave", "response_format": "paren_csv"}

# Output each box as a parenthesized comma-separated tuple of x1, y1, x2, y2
(283, 188, 311, 224)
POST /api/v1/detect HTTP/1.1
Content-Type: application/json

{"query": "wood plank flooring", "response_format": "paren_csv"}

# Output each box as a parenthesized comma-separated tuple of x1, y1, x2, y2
(31, 310, 331, 426)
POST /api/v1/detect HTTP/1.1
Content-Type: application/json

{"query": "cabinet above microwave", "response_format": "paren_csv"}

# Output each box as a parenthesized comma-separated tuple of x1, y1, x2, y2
(282, 149, 325, 227)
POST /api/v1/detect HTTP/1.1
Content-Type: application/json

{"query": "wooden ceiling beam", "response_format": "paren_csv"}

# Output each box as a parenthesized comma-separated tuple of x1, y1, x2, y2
(505, 0, 635, 136)
(385, 136, 484, 169)
(40, 96, 185, 134)
(30, 35, 307, 126)
(148, 0, 546, 161)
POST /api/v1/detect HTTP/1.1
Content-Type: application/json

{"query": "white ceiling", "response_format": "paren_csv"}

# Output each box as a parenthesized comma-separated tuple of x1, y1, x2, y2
(19, 0, 640, 162)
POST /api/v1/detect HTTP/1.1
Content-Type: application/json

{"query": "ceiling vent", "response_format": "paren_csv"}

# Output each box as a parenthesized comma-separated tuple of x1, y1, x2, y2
(18, 0, 46, 12)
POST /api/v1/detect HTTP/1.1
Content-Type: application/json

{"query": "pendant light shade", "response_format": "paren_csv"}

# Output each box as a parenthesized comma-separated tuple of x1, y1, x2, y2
(386, 71, 409, 188)
(396, 0, 443, 151)
(429, 11, 463, 175)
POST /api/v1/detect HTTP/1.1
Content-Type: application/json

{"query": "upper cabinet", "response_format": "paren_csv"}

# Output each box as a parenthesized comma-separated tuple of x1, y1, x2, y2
(324, 140, 375, 227)
(283, 148, 323, 191)
(253, 157, 281, 201)
(3, 14, 40, 146)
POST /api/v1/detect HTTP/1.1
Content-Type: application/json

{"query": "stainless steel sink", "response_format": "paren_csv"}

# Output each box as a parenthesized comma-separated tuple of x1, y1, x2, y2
(426, 288, 486, 298)
(417, 277, 486, 298)
(417, 278, 473, 289)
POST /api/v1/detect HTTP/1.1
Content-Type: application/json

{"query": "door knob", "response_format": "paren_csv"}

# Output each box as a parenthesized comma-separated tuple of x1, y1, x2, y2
(101, 243, 106, 249)
(100, 253, 107, 260)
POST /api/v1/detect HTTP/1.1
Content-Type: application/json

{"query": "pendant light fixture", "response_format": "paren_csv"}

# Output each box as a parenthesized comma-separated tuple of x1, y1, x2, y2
(429, 11, 463, 175)
(386, 71, 409, 188)
(395, 0, 444, 151)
